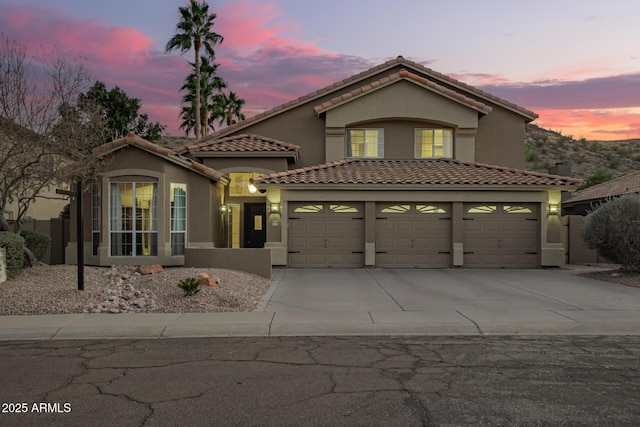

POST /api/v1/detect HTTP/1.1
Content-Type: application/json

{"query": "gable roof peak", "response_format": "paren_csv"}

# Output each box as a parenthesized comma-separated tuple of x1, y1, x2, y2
(92, 134, 228, 183)
(207, 55, 537, 139)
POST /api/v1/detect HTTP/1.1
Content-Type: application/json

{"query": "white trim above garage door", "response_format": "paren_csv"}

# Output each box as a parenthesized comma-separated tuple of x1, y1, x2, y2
(376, 203, 451, 268)
(463, 203, 538, 268)
(288, 202, 364, 268)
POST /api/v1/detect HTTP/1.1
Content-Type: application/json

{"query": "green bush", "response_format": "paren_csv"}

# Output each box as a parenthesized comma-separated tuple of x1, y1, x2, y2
(177, 277, 200, 297)
(582, 194, 640, 270)
(579, 169, 613, 190)
(0, 231, 26, 279)
(19, 230, 51, 261)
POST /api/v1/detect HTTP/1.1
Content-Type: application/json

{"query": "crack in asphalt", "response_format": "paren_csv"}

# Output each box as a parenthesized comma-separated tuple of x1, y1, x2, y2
(2, 336, 640, 426)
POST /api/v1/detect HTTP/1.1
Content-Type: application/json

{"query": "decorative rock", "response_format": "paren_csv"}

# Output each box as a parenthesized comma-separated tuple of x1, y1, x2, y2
(85, 265, 158, 314)
(197, 273, 219, 288)
(136, 264, 163, 275)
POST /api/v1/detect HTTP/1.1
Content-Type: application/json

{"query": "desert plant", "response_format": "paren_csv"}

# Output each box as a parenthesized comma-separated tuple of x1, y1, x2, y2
(579, 169, 613, 190)
(177, 277, 201, 296)
(19, 230, 51, 261)
(582, 194, 640, 270)
(0, 232, 25, 279)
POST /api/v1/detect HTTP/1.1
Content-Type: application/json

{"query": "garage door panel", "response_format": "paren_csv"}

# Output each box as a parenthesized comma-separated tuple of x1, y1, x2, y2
(288, 202, 364, 268)
(463, 203, 538, 268)
(375, 203, 451, 268)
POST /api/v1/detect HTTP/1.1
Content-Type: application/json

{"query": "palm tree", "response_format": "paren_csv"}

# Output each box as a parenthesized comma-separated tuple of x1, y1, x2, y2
(214, 91, 246, 127)
(179, 56, 226, 136)
(166, 0, 222, 138)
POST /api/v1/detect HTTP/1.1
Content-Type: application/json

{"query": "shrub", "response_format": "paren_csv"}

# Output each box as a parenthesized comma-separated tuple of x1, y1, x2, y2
(177, 277, 200, 296)
(19, 230, 51, 261)
(0, 231, 26, 279)
(579, 169, 613, 190)
(582, 194, 640, 270)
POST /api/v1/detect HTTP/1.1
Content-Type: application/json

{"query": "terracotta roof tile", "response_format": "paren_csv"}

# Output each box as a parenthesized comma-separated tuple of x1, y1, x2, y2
(174, 133, 300, 156)
(205, 55, 538, 139)
(313, 69, 492, 115)
(92, 133, 228, 183)
(254, 158, 582, 187)
(564, 170, 640, 204)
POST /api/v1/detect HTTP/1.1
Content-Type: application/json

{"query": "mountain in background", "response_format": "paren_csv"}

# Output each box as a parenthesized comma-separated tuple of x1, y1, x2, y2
(525, 124, 640, 180)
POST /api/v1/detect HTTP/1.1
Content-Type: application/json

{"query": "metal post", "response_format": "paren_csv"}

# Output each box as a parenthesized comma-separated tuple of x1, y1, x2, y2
(76, 180, 84, 291)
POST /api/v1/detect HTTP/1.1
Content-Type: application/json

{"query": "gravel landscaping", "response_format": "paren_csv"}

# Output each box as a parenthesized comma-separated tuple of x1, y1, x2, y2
(579, 269, 640, 289)
(0, 264, 271, 315)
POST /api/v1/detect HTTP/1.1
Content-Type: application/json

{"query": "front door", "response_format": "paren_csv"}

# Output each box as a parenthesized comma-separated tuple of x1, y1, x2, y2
(244, 203, 266, 248)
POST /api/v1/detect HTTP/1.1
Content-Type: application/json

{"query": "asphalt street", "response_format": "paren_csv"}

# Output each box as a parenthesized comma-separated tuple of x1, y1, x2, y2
(1, 335, 639, 426)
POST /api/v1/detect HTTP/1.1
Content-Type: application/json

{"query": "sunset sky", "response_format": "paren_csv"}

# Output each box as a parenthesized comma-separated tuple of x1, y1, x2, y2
(1, 0, 639, 140)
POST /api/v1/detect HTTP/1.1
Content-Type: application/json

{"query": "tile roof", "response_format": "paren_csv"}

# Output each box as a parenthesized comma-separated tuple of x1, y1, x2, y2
(92, 134, 228, 184)
(174, 133, 300, 157)
(313, 69, 492, 115)
(204, 55, 538, 140)
(564, 170, 640, 204)
(254, 158, 582, 187)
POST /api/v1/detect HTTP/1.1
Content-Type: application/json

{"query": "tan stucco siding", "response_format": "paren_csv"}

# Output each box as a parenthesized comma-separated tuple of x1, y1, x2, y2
(326, 80, 479, 129)
(234, 105, 327, 168)
(325, 81, 480, 162)
(474, 106, 526, 169)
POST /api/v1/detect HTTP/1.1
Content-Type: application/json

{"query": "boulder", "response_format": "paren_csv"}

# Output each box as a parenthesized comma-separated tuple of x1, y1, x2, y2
(136, 264, 163, 275)
(197, 272, 219, 288)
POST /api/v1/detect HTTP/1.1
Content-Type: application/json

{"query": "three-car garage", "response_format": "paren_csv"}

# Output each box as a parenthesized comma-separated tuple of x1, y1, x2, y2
(287, 201, 540, 269)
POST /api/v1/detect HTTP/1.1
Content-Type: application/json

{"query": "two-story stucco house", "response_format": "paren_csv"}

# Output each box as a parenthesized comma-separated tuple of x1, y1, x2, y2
(68, 56, 581, 269)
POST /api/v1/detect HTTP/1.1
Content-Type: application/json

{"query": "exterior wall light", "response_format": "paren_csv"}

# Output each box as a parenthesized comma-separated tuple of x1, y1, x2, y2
(548, 204, 559, 215)
(270, 202, 280, 213)
(221, 205, 227, 213)
(248, 183, 257, 194)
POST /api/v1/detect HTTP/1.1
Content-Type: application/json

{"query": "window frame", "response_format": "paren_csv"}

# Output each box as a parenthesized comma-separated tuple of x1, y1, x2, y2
(91, 184, 100, 256)
(414, 128, 454, 159)
(109, 181, 158, 257)
(346, 128, 384, 158)
(170, 183, 187, 256)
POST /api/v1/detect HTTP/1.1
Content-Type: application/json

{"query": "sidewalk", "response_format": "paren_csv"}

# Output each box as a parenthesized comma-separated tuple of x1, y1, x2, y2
(2, 306, 640, 340)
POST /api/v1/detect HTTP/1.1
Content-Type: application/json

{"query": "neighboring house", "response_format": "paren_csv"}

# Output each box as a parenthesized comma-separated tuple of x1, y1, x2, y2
(563, 170, 640, 215)
(3, 185, 68, 222)
(0, 117, 69, 224)
(71, 56, 582, 269)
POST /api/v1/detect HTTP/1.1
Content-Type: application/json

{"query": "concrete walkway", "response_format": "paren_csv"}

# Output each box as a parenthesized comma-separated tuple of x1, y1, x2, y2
(1, 267, 640, 340)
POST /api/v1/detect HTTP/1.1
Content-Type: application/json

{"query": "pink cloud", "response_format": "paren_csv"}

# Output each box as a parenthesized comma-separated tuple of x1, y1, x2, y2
(0, 4, 154, 67)
(215, 0, 321, 57)
(535, 108, 640, 140)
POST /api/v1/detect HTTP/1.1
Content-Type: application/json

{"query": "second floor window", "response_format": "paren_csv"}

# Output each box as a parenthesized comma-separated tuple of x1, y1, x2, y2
(415, 128, 453, 158)
(347, 128, 384, 158)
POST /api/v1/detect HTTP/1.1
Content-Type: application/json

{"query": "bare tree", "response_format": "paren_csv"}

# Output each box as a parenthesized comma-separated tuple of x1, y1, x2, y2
(0, 34, 108, 234)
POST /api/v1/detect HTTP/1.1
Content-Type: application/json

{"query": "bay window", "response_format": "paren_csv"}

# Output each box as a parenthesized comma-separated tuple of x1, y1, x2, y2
(110, 181, 158, 256)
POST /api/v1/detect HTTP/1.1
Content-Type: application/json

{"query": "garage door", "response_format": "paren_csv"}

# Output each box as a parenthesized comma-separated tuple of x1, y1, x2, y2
(463, 203, 538, 268)
(288, 202, 364, 268)
(376, 203, 451, 268)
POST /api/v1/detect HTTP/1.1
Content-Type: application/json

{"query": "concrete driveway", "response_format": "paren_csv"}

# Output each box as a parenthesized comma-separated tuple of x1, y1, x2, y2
(260, 268, 640, 335)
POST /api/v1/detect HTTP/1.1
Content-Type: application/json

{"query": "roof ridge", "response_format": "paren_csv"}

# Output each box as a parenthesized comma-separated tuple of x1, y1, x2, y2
(206, 55, 537, 139)
(178, 133, 301, 153)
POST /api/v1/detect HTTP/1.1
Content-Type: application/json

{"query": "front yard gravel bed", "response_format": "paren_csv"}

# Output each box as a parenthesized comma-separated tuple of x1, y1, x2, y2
(0, 265, 271, 315)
